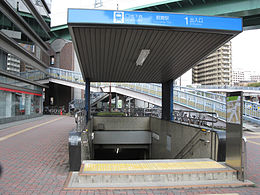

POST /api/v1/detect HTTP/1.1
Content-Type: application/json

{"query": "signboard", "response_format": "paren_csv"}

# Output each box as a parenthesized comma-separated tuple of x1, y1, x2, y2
(68, 9, 242, 32)
(117, 100, 122, 109)
(226, 91, 243, 181)
(227, 95, 241, 124)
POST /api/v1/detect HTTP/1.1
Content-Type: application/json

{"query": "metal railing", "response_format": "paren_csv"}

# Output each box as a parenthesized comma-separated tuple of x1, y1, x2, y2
(197, 85, 260, 91)
(173, 86, 227, 120)
(19, 69, 48, 81)
(47, 68, 84, 84)
(173, 110, 218, 129)
(75, 110, 86, 132)
(92, 107, 162, 118)
(21, 67, 260, 122)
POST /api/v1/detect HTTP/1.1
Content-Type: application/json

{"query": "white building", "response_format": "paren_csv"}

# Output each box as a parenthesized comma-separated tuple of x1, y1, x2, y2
(232, 69, 245, 85)
(232, 69, 260, 85)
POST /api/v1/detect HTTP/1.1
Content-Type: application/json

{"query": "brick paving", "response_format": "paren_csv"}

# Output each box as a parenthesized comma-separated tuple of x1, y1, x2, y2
(0, 116, 260, 194)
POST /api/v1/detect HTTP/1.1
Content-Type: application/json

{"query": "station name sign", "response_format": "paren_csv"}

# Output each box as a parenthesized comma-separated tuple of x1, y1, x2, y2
(68, 9, 242, 32)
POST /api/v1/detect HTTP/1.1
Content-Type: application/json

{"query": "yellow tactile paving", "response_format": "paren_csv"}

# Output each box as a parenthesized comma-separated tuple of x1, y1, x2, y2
(245, 135, 260, 139)
(83, 161, 225, 172)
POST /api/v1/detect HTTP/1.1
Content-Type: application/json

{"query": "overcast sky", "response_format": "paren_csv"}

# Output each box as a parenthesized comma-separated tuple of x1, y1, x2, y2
(50, 0, 260, 85)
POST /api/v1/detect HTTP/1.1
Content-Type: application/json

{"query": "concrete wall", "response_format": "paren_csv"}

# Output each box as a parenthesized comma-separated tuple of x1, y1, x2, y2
(90, 117, 216, 160)
(93, 117, 150, 131)
(150, 118, 212, 159)
(60, 42, 74, 71)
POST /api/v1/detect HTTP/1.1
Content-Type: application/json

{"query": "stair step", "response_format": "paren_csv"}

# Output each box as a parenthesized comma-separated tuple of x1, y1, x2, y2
(77, 171, 237, 183)
(64, 172, 254, 190)
(64, 159, 254, 190)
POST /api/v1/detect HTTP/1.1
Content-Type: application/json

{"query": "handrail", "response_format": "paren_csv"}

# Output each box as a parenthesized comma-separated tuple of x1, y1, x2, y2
(197, 85, 260, 91)
(175, 129, 208, 159)
(241, 136, 247, 181)
(75, 110, 86, 132)
(181, 138, 210, 159)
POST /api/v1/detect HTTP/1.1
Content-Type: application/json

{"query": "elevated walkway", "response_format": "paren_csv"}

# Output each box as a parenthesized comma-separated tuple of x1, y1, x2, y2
(25, 67, 260, 126)
(196, 85, 260, 95)
(65, 159, 253, 190)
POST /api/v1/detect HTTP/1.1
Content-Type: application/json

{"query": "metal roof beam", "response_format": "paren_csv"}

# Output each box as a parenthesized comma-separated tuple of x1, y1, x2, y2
(243, 14, 260, 30)
(40, 0, 51, 14)
(165, 4, 172, 11)
(22, 0, 51, 34)
(0, 0, 50, 53)
(154, 6, 161, 11)
(126, 0, 182, 11)
(0, 31, 48, 74)
(177, 2, 183, 8)
(160, 0, 260, 17)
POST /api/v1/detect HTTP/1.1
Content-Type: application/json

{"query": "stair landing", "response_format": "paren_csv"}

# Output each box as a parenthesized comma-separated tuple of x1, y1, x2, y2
(64, 158, 254, 190)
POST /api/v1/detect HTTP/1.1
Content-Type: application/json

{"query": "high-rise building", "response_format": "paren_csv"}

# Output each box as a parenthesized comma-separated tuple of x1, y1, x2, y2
(192, 42, 232, 86)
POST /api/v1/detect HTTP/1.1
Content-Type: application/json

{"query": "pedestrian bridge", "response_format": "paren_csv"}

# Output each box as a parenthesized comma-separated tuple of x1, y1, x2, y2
(195, 85, 260, 95)
(21, 67, 260, 126)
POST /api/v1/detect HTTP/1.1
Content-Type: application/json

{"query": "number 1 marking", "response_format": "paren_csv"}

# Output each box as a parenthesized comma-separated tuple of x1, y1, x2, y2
(185, 17, 188, 25)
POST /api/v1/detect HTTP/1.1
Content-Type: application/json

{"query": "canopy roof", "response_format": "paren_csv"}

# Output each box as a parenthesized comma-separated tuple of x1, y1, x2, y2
(68, 9, 242, 83)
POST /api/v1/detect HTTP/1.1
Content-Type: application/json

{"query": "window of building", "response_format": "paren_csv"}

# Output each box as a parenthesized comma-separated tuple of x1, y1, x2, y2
(50, 56, 55, 65)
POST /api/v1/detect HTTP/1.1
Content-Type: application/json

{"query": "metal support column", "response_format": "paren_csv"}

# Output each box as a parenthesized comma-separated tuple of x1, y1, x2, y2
(162, 80, 173, 121)
(115, 94, 118, 109)
(85, 79, 90, 124)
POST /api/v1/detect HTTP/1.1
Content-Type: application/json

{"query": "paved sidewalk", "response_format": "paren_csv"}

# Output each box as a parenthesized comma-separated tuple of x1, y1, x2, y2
(0, 116, 260, 194)
(0, 115, 51, 130)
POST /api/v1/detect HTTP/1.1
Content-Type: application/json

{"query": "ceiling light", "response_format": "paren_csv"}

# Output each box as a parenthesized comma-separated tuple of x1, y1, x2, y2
(136, 49, 150, 66)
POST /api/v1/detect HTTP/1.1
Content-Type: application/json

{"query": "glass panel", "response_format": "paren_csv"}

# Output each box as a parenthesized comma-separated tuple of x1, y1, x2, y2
(0, 89, 42, 119)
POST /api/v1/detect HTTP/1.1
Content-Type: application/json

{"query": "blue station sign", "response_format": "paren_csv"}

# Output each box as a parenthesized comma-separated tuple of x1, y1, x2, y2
(68, 9, 242, 32)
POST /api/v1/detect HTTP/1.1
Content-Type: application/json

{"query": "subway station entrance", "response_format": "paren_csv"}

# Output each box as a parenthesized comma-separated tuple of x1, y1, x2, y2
(65, 9, 253, 189)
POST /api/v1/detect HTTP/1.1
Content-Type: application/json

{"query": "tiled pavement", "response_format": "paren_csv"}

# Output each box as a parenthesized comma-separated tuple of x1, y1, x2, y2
(0, 115, 260, 194)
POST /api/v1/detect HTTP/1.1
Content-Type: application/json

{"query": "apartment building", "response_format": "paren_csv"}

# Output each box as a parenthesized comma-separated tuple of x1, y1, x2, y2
(192, 42, 232, 86)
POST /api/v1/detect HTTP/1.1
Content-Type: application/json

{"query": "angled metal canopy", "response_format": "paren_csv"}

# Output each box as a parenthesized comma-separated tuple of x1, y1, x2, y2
(68, 9, 242, 83)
